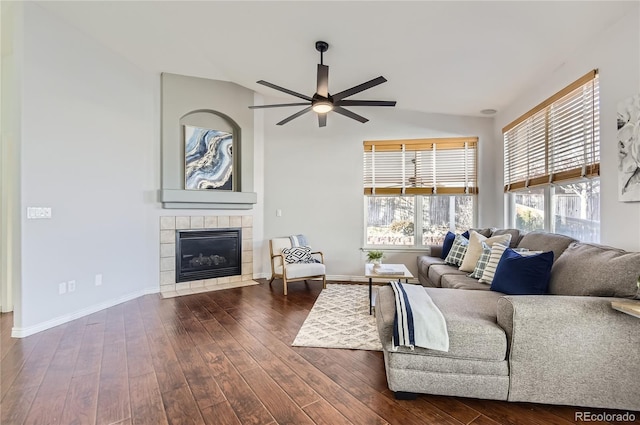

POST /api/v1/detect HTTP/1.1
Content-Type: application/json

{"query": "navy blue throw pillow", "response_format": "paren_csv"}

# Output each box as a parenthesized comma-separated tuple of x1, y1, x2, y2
(440, 231, 456, 259)
(461, 230, 470, 239)
(490, 248, 554, 295)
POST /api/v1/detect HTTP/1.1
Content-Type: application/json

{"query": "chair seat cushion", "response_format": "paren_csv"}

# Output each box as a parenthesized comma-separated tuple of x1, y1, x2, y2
(276, 262, 326, 279)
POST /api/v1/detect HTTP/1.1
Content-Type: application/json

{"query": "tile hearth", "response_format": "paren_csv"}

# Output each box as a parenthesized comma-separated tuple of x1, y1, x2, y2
(159, 215, 255, 298)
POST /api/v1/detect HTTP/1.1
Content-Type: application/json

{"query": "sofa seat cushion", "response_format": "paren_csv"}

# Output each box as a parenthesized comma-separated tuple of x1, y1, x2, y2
(550, 242, 640, 299)
(428, 264, 468, 287)
(386, 350, 508, 377)
(376, 286, 507, 361)
(517, 231, 576, 263)
(441, 274, 491, 290)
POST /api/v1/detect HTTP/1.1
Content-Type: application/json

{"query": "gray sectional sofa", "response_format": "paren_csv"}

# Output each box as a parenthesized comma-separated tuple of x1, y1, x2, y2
(375, 229, 640, 411)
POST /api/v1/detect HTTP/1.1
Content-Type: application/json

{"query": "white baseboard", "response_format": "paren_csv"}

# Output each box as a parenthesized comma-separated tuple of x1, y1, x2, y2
(11, 286, 159, 338)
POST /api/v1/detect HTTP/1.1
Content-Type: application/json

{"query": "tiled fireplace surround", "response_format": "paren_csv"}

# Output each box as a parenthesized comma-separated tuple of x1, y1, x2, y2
(159, 215, 255, 298)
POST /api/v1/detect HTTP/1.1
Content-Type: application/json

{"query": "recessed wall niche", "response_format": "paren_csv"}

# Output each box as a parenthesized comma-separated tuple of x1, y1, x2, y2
(182, 111, 237, 191)
(160, 73, 257, 209)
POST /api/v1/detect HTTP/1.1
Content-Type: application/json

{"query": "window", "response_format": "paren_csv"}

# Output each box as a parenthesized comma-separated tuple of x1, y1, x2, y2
(504, 70, 600, 241)
(513, 188, 545, 232)
(552, 180, 600, 242)
(364, 138, 477, 247)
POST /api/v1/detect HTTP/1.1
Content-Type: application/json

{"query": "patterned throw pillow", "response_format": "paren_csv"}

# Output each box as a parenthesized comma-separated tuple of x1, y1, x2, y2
(468, 241, 492, 279)
(444, 234, 469, 267)
(281, 246, 313, 263)
(479, 243, 509, 284)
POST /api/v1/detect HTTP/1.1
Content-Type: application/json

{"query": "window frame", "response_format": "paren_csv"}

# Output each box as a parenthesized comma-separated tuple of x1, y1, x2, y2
(363, 137, 479, 250)
(503, 70, 600, 242)
(363, 194, 477, 250)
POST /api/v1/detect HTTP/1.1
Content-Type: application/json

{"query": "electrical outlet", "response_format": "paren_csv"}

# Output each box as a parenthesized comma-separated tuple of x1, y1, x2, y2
(68, 280, 76, 292)
(58, 282, 67, 295)
(95, 274, 102, 286)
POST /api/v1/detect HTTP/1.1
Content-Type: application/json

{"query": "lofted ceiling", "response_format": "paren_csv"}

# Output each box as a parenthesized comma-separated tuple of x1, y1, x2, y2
(36, 1, 636, 117)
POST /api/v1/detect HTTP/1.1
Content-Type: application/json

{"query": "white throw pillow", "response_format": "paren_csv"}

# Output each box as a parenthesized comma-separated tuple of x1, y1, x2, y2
(459, 231, 487, 272)
(459, 231, 512, 272)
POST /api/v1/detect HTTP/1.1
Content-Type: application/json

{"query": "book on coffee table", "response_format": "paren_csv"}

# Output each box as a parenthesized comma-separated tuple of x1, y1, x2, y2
(373, 265, 406, 275)
(611, 301, 640, 319)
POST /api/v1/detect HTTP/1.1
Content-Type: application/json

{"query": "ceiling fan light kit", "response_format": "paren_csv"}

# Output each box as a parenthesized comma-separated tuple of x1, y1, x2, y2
(249, 41, 396, 127)
(312, 101, 333, 114)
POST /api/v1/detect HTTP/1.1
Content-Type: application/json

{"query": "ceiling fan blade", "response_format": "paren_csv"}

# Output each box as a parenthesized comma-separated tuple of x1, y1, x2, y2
(257, 80, 312, 101)
(276, 106, 313, 125)
(249, 102, 310, 109)
(336, 100, 396, 107)
(332, 76, 387, 101)
(333, 106, 369, 123)
(318, 113, 327, 127)
(317, 64, 329, 97)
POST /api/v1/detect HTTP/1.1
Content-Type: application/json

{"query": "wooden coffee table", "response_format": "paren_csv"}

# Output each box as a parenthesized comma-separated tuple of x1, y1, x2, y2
(365, 263, 413, 314)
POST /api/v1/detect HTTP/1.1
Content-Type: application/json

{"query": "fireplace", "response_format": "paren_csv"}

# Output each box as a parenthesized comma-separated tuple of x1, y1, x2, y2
(175, 228, 242, 283)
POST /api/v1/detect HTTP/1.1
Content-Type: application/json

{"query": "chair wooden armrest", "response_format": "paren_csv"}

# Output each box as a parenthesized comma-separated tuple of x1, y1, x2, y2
(271, 253, 284, 270)
(310, 251, 324, 263)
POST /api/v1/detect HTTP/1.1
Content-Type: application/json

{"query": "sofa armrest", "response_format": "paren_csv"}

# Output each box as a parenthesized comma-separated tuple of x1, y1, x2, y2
(496, 295, 640, 410)
(425, 244, 443, 258)
(374, 286, 396, 349)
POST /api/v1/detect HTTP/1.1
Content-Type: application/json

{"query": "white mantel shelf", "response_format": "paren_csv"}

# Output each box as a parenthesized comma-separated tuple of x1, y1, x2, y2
(160, 189, 257, 209)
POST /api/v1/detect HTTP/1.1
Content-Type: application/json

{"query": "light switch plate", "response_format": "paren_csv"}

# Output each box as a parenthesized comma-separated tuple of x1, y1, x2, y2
(27, 207, 52, 219)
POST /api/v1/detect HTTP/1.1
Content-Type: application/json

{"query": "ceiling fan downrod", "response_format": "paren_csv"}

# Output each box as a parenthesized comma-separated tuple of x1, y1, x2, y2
(315, 41, 329, 65)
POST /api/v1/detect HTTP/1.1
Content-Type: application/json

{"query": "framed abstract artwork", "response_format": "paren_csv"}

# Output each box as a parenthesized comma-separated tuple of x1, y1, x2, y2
(184, 125, 233, 190)
(618, 94, 640, 201)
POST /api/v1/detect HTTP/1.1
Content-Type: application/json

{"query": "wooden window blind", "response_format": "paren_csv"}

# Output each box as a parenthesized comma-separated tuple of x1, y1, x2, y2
(363, 137, 478, 195)
(503, 70, 600, 192)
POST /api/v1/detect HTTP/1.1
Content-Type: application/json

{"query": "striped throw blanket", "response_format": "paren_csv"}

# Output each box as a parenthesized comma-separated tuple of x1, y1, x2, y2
(390, 281, 449, 352)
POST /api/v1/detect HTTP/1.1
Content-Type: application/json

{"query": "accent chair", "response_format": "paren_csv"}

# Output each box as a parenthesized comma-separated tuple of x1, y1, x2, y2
(268, 237, 326, 295)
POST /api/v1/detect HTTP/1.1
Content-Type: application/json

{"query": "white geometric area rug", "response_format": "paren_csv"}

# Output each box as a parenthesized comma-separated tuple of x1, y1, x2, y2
(292, 284, 383, 351)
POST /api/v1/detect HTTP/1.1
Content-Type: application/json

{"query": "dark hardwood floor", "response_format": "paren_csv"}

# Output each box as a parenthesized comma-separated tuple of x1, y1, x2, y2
(1, 279, 638, 425)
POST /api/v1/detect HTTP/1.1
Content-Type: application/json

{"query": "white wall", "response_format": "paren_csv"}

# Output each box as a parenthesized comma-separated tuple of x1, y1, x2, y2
(14, 3, 266, 336)
(494, 6, 640, 251)
(16, 2, 159, 335)
(262, 106, 495, 279)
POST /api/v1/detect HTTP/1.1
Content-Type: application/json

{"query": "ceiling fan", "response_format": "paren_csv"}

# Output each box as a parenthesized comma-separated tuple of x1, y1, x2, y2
(249, 41, 396, 127)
